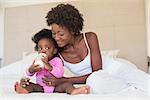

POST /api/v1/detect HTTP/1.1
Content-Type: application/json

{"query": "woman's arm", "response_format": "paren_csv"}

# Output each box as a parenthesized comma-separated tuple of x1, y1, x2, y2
(61, 74, 90, 84)
(86, 32, 102, 71)
(43, 73, 90, 86)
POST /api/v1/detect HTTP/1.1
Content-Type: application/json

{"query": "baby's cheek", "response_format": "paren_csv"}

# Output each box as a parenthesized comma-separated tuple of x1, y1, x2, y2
(47, 54, 53, 59)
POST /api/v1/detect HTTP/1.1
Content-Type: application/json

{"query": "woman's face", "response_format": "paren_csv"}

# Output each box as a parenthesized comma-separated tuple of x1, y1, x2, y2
(51, 24, 73, 47)
(38, 38, 56, 60)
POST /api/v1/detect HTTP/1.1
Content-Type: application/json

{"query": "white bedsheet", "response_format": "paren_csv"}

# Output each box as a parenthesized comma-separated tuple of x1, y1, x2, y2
(0, 57, 149, 100)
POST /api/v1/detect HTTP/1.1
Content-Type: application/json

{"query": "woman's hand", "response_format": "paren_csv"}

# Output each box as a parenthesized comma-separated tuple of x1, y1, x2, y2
(29, 60, 42, 73)
(42, 74, 60, 87)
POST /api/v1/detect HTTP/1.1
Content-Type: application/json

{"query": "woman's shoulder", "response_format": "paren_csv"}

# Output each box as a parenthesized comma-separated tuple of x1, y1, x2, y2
(84, 32, 99, 43)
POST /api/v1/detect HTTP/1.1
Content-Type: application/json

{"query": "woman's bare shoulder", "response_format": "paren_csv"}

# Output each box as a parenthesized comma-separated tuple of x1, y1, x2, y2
(85, 32, 99, 43)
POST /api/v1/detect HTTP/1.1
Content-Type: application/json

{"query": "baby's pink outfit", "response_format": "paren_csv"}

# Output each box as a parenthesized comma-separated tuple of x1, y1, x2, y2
(26, 57, 64, 93)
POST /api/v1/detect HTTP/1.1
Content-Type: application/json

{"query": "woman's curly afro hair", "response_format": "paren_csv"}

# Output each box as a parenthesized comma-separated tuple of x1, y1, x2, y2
(46, 4, 84, 35)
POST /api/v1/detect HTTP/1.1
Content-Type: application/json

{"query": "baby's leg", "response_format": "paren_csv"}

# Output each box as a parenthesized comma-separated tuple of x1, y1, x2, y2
(15, 82, 44, 93)
(15, 82, 29, 94)
(54, 82, 89, 95)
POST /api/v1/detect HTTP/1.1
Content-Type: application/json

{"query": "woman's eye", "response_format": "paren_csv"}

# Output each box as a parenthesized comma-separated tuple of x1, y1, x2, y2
(60, 33, 64, 36)
(59, 32, 64, 36)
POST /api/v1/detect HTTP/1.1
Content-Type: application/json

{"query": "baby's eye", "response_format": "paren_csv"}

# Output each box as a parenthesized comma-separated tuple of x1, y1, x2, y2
(38, 47, 42, 51)
(45, 47, 49, 50)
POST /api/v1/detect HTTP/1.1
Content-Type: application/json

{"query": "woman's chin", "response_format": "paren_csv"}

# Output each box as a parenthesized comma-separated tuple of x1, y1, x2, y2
(58, 44, 64, 47)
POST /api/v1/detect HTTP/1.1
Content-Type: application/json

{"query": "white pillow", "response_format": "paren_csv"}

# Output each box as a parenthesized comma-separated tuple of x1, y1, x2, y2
(103, 58, 138, 78)
(21, 52, 36, 69)
(0, 60, 22, 76)
(102, 54, 138, 76)
(86, 70, 128, 94)
(102, 55, 114, 70)
(0, 52, 38, 77)
(101, 49, 120, 58)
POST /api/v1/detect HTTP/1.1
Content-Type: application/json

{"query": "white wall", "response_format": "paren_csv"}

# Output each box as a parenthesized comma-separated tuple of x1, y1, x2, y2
(0, 0, 77, 67)
(0, 0, 77, 7)
(0, 5, 4, 67)
(146, 0, 150, 56)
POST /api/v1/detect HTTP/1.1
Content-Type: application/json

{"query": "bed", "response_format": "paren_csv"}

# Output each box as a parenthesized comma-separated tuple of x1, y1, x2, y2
(0, 51, 150, 100)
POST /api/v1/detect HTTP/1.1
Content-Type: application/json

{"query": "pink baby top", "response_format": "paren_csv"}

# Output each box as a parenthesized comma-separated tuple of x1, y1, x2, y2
(26, 57, 64, 93)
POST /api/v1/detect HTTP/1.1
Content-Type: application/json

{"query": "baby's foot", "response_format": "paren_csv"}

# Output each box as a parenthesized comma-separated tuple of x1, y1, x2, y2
(14, 82, 29, 94)
(71, 86, 90, 95)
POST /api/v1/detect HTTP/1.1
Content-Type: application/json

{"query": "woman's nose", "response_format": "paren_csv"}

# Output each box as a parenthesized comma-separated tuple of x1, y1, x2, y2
(54, 34, 60, 41)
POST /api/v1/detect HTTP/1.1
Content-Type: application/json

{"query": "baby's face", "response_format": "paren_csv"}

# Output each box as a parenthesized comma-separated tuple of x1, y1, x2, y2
(37, 38, 56, 60)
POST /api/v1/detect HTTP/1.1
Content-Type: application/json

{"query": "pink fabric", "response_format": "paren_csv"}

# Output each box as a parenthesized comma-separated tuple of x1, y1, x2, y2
(26, 57, 64, 93)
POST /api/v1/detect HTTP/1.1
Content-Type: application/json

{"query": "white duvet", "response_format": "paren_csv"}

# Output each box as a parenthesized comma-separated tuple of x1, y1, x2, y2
(87, 56, 149, 95)
(0, 54, 149, 100)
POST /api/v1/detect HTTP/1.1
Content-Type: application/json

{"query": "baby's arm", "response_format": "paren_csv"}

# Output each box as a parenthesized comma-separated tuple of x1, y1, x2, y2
(50, 57, 64, 78)
(26, 60, 42, 76)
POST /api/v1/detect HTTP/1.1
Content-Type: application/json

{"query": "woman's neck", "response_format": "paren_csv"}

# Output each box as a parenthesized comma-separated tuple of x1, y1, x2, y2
(64, 36, 76, 50)
(63, 35, 81, 52)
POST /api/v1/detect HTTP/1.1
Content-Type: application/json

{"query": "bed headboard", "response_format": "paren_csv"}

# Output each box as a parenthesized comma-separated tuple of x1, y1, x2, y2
(4, 0, 148, 72)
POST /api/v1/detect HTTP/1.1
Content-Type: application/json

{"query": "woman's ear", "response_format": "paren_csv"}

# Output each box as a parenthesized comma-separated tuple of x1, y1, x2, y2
(53, 48, 57, 54)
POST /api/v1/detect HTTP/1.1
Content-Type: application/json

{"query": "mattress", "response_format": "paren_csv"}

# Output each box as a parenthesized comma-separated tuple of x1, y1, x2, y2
(0, 57, 149, 100)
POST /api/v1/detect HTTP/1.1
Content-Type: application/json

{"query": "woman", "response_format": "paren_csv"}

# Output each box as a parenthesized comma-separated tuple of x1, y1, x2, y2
(43, 3, 149, 95)
(42, 3, 102, 90)
(43, 4, 150, 94)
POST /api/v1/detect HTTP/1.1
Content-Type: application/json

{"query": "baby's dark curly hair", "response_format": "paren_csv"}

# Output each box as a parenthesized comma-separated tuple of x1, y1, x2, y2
(32, 29, 58, 51)
(46, 4, 84, 35)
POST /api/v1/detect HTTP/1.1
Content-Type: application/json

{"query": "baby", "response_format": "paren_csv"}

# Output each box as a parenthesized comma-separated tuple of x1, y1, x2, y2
(14, 29, 89, 94)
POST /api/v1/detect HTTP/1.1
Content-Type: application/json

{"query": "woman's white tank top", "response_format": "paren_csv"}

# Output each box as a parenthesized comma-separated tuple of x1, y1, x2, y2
(59, 33, 92, 76)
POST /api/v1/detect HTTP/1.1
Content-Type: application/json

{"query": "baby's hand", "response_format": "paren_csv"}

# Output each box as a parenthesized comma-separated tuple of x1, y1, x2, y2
(41, 55, 52, 71)
(44, 63, 52, 71)
(29, 60, 42, 73)
(41, 54, 49, 66)
(34, 53, 47, 68)
(20, 78, 30, 88)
